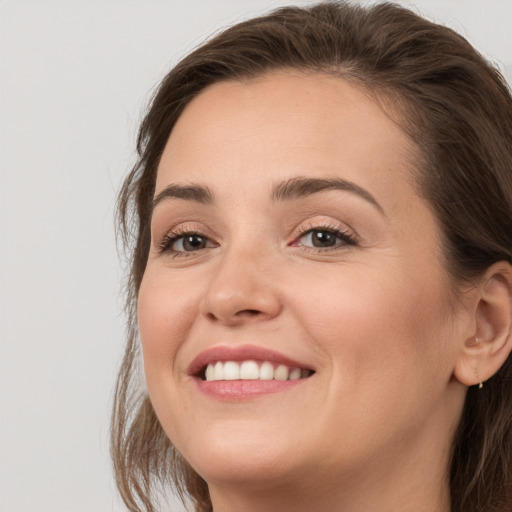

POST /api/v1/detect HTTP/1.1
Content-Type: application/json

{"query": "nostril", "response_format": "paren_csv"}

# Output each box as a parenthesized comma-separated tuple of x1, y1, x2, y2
(205, 308, 264, 324)
(238, 309, 261, 316)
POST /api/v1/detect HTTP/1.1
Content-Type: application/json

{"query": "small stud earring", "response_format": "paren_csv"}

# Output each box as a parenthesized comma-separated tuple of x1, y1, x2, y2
(474, 369, 483, 389)
(474, 339, 483, 388)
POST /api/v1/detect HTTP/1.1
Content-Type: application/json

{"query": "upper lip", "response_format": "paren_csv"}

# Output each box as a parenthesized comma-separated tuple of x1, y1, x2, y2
(188, 344, 314, 377)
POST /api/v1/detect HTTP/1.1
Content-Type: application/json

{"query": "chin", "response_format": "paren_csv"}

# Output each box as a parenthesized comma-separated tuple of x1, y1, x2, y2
(176, 424, 307, 486)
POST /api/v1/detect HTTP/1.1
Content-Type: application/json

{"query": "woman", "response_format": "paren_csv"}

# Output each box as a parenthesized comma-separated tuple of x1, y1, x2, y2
(112, 2, 512, 511)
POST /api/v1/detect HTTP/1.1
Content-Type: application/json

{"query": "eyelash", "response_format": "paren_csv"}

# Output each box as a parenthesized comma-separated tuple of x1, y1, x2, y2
(158, 226, 214, 257)
(291, 223, 357, 251)
(158, 223, 357, 257)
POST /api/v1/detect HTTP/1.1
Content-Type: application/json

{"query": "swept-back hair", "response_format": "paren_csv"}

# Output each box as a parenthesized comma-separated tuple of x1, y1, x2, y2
(112, 2, 512, 511)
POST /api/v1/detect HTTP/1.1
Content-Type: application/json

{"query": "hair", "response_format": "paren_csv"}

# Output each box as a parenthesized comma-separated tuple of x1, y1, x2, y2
(111, 2, 512, 511)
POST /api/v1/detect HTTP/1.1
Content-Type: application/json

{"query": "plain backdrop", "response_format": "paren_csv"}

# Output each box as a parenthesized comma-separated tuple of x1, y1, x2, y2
(1, 1, 511, 511)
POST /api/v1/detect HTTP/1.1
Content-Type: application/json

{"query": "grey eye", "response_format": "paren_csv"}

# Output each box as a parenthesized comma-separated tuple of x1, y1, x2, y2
(301, 230, 340, 248)
(174, 234, 209, 252)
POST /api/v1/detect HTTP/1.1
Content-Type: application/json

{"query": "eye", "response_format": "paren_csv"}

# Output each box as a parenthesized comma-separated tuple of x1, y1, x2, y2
(159, 230, 217, 255)
(295, 226, 356, 250)
(173, 233, 210, 251)
(301, 230, 339, 248)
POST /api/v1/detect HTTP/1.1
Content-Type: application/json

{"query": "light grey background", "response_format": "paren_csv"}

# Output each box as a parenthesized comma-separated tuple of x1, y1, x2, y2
(1, 1, 511, 511)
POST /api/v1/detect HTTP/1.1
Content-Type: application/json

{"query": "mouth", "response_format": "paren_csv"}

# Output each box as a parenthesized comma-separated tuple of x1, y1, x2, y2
(200, 360, 314, 382)
(189, 345, 315, 397)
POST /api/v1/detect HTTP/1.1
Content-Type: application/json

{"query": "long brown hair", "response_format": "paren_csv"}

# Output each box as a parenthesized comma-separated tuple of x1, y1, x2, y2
(112, 2, 512, 511)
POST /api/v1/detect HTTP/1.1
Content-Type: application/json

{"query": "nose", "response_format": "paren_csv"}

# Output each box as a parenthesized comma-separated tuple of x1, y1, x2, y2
(199, 247, 282, 326)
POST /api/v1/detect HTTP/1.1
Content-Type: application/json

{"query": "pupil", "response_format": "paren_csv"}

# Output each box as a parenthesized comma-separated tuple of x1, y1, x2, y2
(184, 235, 206, 251)
(312, 230, 336, 247)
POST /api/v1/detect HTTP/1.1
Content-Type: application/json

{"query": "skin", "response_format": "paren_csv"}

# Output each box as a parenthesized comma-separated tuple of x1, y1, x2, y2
(138, 72, 496, 512)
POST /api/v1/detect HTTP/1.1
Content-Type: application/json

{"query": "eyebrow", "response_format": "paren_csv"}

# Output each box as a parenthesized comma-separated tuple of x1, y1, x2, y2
(152, 183, 214, 211)
(271, 177, 385, 216)
(152, 176, 385, 216)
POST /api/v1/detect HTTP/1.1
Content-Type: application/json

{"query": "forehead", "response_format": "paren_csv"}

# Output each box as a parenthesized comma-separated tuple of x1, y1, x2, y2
(155, 71, 417, 200)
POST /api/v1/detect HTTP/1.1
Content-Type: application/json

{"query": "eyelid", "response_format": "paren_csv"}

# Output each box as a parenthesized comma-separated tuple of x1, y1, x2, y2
(154, 218, 358, 257)
(289, 220, 358, 250)
(156, 223, 218, 255)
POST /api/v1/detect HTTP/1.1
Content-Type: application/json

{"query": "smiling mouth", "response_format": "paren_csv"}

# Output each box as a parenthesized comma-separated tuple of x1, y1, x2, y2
(200, 360, 315, 382)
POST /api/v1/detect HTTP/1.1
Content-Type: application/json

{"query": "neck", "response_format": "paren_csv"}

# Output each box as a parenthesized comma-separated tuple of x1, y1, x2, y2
(209, 468, 451, 512)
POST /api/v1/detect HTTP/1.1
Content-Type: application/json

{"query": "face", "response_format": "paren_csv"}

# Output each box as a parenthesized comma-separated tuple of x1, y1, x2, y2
(138, 72, 468, 495)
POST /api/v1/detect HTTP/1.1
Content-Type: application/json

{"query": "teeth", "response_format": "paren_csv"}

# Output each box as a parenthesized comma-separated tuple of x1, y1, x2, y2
(259, 361, 274, 380)
(274, 364, 289, 381)
(289, 368, 302, 380)
(205, 364, 215, 381)
(214, 361, 223, 381)
(224, 361, 240, 380)
(204, 360, 310, 382)
(240, 360, 260, 380)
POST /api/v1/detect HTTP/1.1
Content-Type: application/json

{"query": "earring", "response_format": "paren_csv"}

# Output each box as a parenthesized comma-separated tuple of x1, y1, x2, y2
(474, 368, 483, 389)
(474, 338, 483, 388)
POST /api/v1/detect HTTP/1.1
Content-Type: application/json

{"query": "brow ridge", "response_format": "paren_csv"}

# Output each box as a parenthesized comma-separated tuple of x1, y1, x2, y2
(152, 183, 214, 212)
(152, 177, 384, 216)
(271, 177, 385, 215)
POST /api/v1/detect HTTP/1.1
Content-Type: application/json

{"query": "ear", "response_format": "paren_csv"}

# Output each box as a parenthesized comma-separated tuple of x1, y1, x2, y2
(453, 261, 512, 387)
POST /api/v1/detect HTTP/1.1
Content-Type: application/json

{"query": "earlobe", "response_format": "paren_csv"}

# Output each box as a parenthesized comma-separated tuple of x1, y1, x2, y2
(453, 262, 512, 387)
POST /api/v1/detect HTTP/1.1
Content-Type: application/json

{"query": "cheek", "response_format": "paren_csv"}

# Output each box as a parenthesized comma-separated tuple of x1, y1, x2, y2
(137, 270, 199, 385)
(289, 265, 457, 444)
(290, 263, 452, 385)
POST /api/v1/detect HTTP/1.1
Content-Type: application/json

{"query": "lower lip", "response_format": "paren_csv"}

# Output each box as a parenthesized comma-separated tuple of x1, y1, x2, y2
(195, 378, 306, 399)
